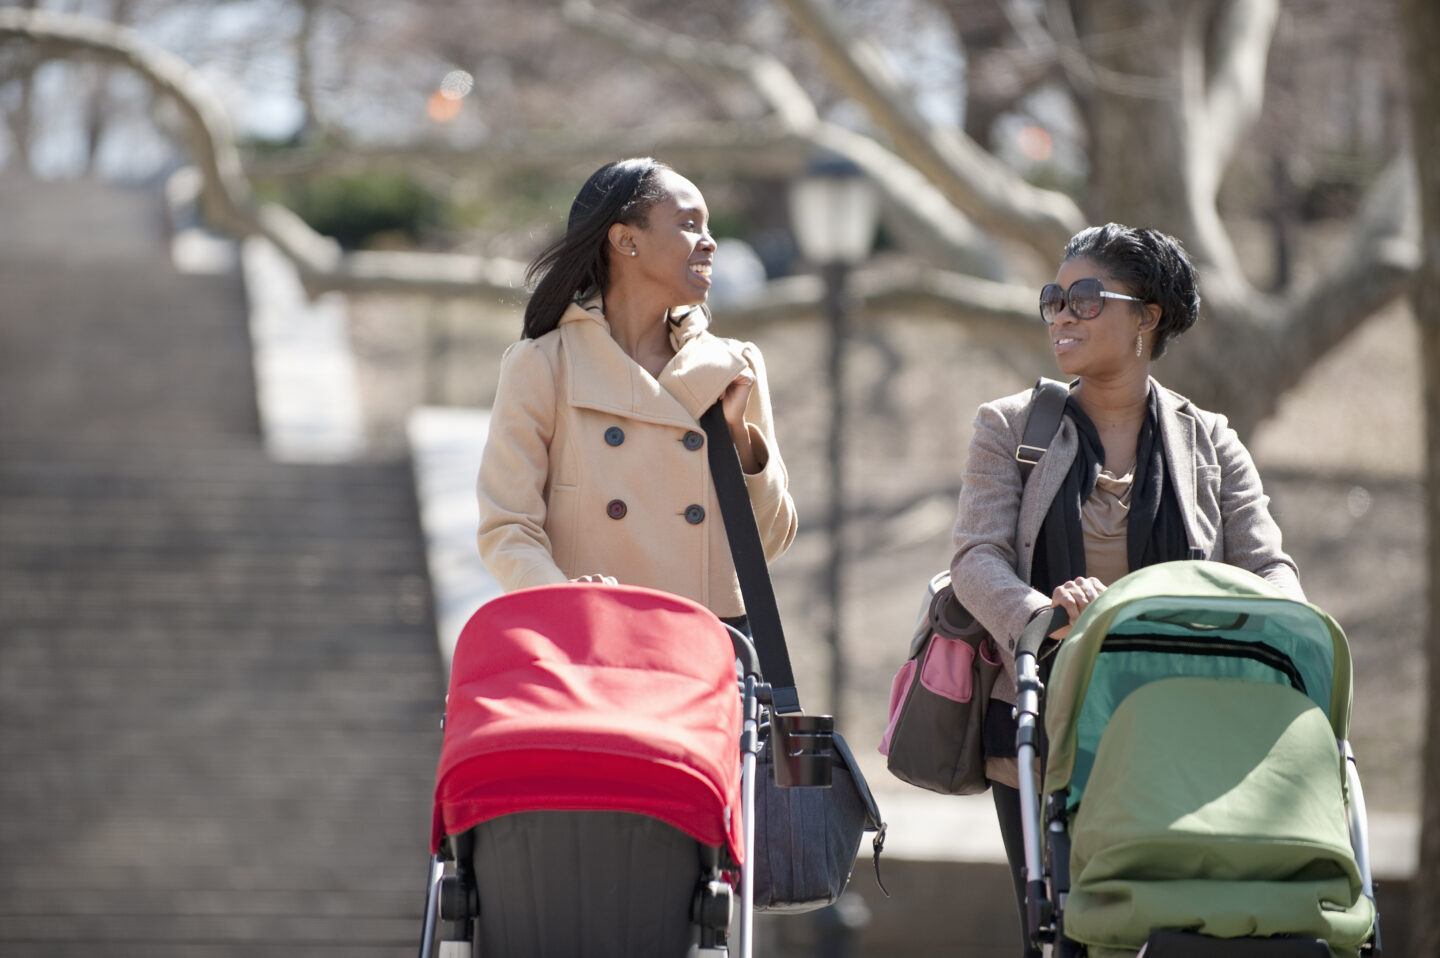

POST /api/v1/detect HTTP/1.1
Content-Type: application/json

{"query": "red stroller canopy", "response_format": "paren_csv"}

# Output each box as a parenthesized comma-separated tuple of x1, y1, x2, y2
(431, 584, 744, 864)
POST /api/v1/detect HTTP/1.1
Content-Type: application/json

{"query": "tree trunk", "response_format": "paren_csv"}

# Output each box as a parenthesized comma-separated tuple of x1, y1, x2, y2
(295, 0, 321, 141)
(81, 0, 135, 175)
(1399, 0, 1440, 951)
(1075, 0, 1281, 431)
(5, 0, 41, 173)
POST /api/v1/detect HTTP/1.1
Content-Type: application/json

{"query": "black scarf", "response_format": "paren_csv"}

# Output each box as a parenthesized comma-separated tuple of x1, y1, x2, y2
(1030, 384, 1191, 597)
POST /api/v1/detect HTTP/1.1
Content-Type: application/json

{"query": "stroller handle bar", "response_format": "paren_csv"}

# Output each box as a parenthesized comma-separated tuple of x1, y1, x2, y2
(1015, 605, 1068, 948)
(725, 623, 764, 680)
(1017, 607, 1070, 660)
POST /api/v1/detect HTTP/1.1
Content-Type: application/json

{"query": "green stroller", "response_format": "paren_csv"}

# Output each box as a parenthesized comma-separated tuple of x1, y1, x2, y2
(1013, 561, 1379, 957)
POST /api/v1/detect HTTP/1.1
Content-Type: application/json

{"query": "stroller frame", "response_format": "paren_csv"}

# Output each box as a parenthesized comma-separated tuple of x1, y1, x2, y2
(1013, 594, 1381, 958)
(417, 624, 771, 958)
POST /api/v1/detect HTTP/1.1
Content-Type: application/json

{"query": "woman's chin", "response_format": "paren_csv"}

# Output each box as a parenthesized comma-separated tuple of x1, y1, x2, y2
(1053, 353, 1083, 378)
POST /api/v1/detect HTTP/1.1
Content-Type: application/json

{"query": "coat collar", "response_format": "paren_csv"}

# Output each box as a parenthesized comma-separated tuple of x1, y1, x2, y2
(558, 299, 747, 427)
(1018, 377, 1203, 575)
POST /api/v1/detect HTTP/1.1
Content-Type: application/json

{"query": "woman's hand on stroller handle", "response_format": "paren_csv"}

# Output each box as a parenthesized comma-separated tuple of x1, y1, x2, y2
(1048, 577, 1105, 639)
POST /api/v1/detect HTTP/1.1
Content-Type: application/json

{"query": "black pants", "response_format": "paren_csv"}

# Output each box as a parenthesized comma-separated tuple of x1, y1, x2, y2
(992, 782, 1043, 958)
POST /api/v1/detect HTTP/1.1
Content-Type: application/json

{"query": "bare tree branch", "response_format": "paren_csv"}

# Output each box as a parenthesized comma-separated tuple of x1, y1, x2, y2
(561, 4, 1002, 276)
(778, 0, 1084, 261)
(245, 120, 816, 181)
(712, 261, 1034, 333)
(1042, 0, 1176, 100)
(247, 119, 1001, 277)
(0, 8, 253, 231)
(1270, 157, 1422, 390)
(294, 0, 322, 139)
(560, 0, 817, 128)
(0, 7, 530, 301)
(1193, 0, 1278, 196)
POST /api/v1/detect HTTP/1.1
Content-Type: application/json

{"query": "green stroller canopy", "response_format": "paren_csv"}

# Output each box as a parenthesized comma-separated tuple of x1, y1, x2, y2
(1042, 561, 1354, 811)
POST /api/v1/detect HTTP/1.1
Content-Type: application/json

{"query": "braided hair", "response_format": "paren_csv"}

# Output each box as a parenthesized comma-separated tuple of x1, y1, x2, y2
(522, 158, 674, 339)
(1063, 223, 1200, 359)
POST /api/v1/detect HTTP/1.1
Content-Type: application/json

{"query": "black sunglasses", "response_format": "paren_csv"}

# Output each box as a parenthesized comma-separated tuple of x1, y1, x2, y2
(1038, 278, 1143, 325)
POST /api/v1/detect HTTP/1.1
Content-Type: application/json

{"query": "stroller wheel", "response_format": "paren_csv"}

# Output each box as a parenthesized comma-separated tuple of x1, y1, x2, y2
(438, 875, 477, 923)
(693, 879, 733, 934)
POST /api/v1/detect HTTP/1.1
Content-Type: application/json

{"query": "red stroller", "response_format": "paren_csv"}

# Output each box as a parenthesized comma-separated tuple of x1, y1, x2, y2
(418, 583, 769, 958)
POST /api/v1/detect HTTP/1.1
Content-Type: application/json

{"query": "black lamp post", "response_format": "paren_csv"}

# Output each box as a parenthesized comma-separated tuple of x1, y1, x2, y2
(787, 156, 880, 723)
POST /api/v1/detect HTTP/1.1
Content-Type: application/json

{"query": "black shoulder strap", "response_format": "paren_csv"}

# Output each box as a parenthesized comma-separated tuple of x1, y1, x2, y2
(1015, 378, 1069, 482)
(699, 404, 802, 714)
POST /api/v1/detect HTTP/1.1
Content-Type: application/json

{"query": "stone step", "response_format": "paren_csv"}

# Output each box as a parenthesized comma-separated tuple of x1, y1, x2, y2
(0, 942, 412, 958)
(0, 887, 415, 918)
(0, 456, 420, 495)
(0, 257, 258, 441)
(0, 536, 428, 566)
(0, 631, 436, 665)
(0, 176, 172, 266)
(0, 179, 442, 954)
(0, 915, 419, 950)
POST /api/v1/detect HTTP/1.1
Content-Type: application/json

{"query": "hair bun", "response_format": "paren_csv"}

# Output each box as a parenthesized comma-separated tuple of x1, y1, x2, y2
(1063, 223, 1199, 359)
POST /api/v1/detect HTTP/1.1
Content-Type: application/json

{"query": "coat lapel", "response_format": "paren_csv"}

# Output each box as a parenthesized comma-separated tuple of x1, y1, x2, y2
(1154, 381, 1204, 551)
(1017, 416, 1079, 580)
(659, 307, 748, 421)
(559, 302, 746, 427)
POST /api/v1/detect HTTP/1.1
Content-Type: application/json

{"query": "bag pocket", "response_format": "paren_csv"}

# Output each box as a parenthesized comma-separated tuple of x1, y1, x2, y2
(878, 659, 917, 756)
(919, 632, 977, 702)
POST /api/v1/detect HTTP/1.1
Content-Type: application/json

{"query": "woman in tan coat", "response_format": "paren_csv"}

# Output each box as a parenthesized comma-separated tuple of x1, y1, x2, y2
(949, 224, 1303, 958)
(477, 158, 797, 626)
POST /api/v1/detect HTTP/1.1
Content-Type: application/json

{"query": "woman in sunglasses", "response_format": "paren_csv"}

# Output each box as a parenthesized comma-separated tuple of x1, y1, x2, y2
(948, 223, 1303, 957)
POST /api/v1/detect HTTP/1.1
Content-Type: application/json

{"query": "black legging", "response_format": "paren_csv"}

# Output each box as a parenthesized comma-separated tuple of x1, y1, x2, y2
(992, 782, 1043, 958)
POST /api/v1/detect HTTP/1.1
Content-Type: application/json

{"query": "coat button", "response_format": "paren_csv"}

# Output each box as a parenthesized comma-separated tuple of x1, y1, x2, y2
(682, 430, 704, 451)
(607, 499, 627, 520)
(604, 426, 625, 447)
(684, 504, 705, 525)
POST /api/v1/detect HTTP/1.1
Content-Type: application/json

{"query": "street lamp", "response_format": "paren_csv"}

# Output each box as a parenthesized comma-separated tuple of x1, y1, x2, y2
(787, 155, 880, 724)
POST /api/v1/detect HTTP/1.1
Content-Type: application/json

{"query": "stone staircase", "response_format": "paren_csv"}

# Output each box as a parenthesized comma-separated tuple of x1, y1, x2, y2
(0, 176, 442, 956)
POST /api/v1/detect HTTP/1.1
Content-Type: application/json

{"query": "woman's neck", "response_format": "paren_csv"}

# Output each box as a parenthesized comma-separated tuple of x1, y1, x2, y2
(1074, 367, 1151, 427)
(602, 281, 674, 362)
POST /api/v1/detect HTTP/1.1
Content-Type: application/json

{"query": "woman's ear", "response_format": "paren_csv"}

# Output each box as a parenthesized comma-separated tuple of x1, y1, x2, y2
(1141, 302, 1162, 333)
(608, 222, 637, 259)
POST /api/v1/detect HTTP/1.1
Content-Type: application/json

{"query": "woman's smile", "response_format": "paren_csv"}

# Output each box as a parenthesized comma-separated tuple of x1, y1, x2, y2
(1053, 333, 1083, 355)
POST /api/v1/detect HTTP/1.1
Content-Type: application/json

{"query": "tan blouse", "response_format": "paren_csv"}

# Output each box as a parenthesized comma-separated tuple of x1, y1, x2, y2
(1081, 467, 1134, 586)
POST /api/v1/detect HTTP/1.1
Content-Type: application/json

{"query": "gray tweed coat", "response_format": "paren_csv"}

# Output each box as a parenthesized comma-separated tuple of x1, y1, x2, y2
(949, 378, 1304, 713)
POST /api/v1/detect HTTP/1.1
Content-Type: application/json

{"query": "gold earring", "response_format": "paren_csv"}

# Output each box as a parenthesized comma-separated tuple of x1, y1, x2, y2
(1136, 333, 1144, 358)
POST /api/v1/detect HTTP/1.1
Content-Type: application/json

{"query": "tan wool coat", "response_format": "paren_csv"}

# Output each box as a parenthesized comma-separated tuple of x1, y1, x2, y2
(951, 379, 1304, 711)
(477, 300, 797, 618)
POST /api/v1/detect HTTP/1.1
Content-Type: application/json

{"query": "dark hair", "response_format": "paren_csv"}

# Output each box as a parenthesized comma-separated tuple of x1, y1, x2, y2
(522, 158, 673, 339)
(1062, 223, 1200, 359)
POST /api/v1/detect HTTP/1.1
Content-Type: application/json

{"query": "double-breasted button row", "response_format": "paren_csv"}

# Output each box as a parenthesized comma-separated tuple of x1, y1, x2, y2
(604, 499, 706, 525)
(606, 425, 704, 451)
(600, 424, 705, 524)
